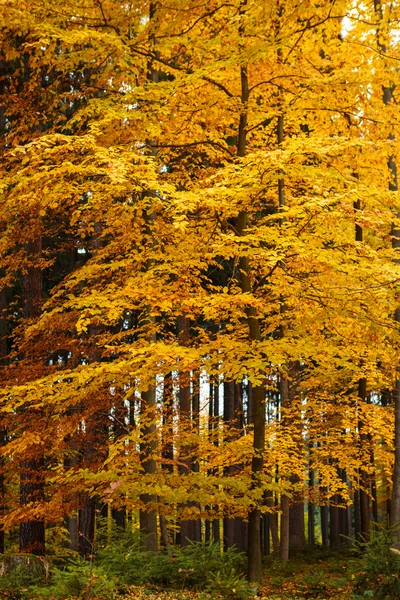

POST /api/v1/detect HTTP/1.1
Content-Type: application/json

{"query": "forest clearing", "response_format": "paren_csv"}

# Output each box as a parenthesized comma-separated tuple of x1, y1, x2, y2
(1, 0, 400, 598)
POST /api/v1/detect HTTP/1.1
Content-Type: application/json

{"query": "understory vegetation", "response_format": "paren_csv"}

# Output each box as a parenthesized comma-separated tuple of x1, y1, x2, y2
(1, 527, 400, 600)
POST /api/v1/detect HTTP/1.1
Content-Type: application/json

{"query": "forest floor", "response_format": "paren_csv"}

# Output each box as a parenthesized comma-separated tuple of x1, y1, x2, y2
(0, 545, 378, 599)
(118, 549, 360, 600)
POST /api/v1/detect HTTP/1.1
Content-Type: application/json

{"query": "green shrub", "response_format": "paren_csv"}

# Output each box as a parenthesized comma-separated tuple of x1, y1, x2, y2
(0, 555, 118, 600)
(48, 555, 117, 599)
(0, 562, 39, 600)
(0, 554, 50, 600)
(0, 527, 248, 598)
(202, 566, 252, 599)
(351, 524, 400, 600)
(96, 534, 247, 592)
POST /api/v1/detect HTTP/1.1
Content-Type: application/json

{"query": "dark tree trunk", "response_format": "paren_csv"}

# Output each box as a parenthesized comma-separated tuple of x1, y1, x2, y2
(280, 495, 290, 561)
(289, 493, 305, 553)
(178, 317, 200, 547)
(159, 373, 173, 547)
(373, 0, 400, 541)
(354, 488, 361, 542)
(358, 378, 370, 541)
(267, 490, 279, 557)
(20, 238, 45, 556)
(205, 383, 213, 543)
(321, 502, 329, 547)
(111, 396, 127, 530)
(0, 287, 7, 554)
(232, 9, 266, 581)
(262, 511, 270, 555)
(212, 383, 220, 543)
(308, 463, 315, 545)
(223, 381, 236, 550)
(140, 387, 158, 552)
(339, 470, 350, 542)
(20, 458, 45, 555)
(329, 497, 341, 548)
(138, 1, 161, 552)
(112, 508, 126, 529)
(279, 377, 289, 561)
(78, 494, 96, 556)
(191, 372, 201, 543)
(66, 514, 78, 552)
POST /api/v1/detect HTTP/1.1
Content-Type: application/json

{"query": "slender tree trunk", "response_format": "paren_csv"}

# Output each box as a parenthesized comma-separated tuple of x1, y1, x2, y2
(0, 287, 7, 554)
(289, 486, 305, 551)
(339, 469, 350, 542)
(160, 373, 173, 547)
(280, 495, 290, 561)
(223, 381, 235, 550)
(111, 395, 127, 530)
(139, 386, 158, 552)
(20, 238, 45, 555)
(212, 383, 220, 543)
(205, 382, 213, 543)
(374, 0, 400, 540)
(329, 495, 341, 548)
(358, 378, 370, 541)
(279, 377, 290, 561)
(223, 381, 246, 551)
(138, 0, 161, 552)
(262, 510, 270, 555)
(308, 457, 315, 545)
(159, 513, 171, 558)
(234, 22, 265, 578)
(191, 371, 201, 543)
(78, 494, 96, 556)
(321, 503, 329, 547)
(177, 317, 199, 547)
(354, 488, 361, 542)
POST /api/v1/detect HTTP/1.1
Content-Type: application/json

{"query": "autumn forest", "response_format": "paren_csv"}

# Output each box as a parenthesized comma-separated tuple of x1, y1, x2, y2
(0, 0, 400, 598)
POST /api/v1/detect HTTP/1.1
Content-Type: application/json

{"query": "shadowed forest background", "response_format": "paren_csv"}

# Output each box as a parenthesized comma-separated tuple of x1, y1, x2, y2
(1, 0, 400, 598)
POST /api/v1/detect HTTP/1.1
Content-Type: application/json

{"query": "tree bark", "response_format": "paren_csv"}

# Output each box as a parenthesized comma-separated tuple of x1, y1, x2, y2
(279, 377, 290, 561)
(78, 494, 96, 556)
(308, 458, 315, 545)
(373, 0, 400, 541)
(20, 238, 45, 556)
(358, 378, 370, 542)
(139, 387, 158, 552)
(0, 287, 7, 553)
(212, 383, 221, 543)
(329, 495, 341, 548)
(237, 100, 265, 589)
(321, 502, 329, 548)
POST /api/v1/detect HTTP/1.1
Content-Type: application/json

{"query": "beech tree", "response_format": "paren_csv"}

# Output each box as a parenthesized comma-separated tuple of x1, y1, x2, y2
(1, 0, 400, 585)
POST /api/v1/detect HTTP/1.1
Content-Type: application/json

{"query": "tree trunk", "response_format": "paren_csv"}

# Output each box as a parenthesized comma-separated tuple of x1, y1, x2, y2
(339, 469, 350, 542)
(0, 287, 7, 554)
(78, 494, 96, 556)
(223, 381, 235, 549)
(308, 460, 315, 545)
(212, 383, 220, 543)
(373, 0, 400, 541)
(280, 495, 290, 561)
(20, 238, 45, 556)
(140, 387, 158, 552)
(329, 496, 341, 548)
(321, 502, 329, 547)
(177, 317, 200, 547)
(138, 0, 161, 553)
(289, 488, 305, 553)
(279, 377, 289, 561)
(223, 381, 245, 551)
